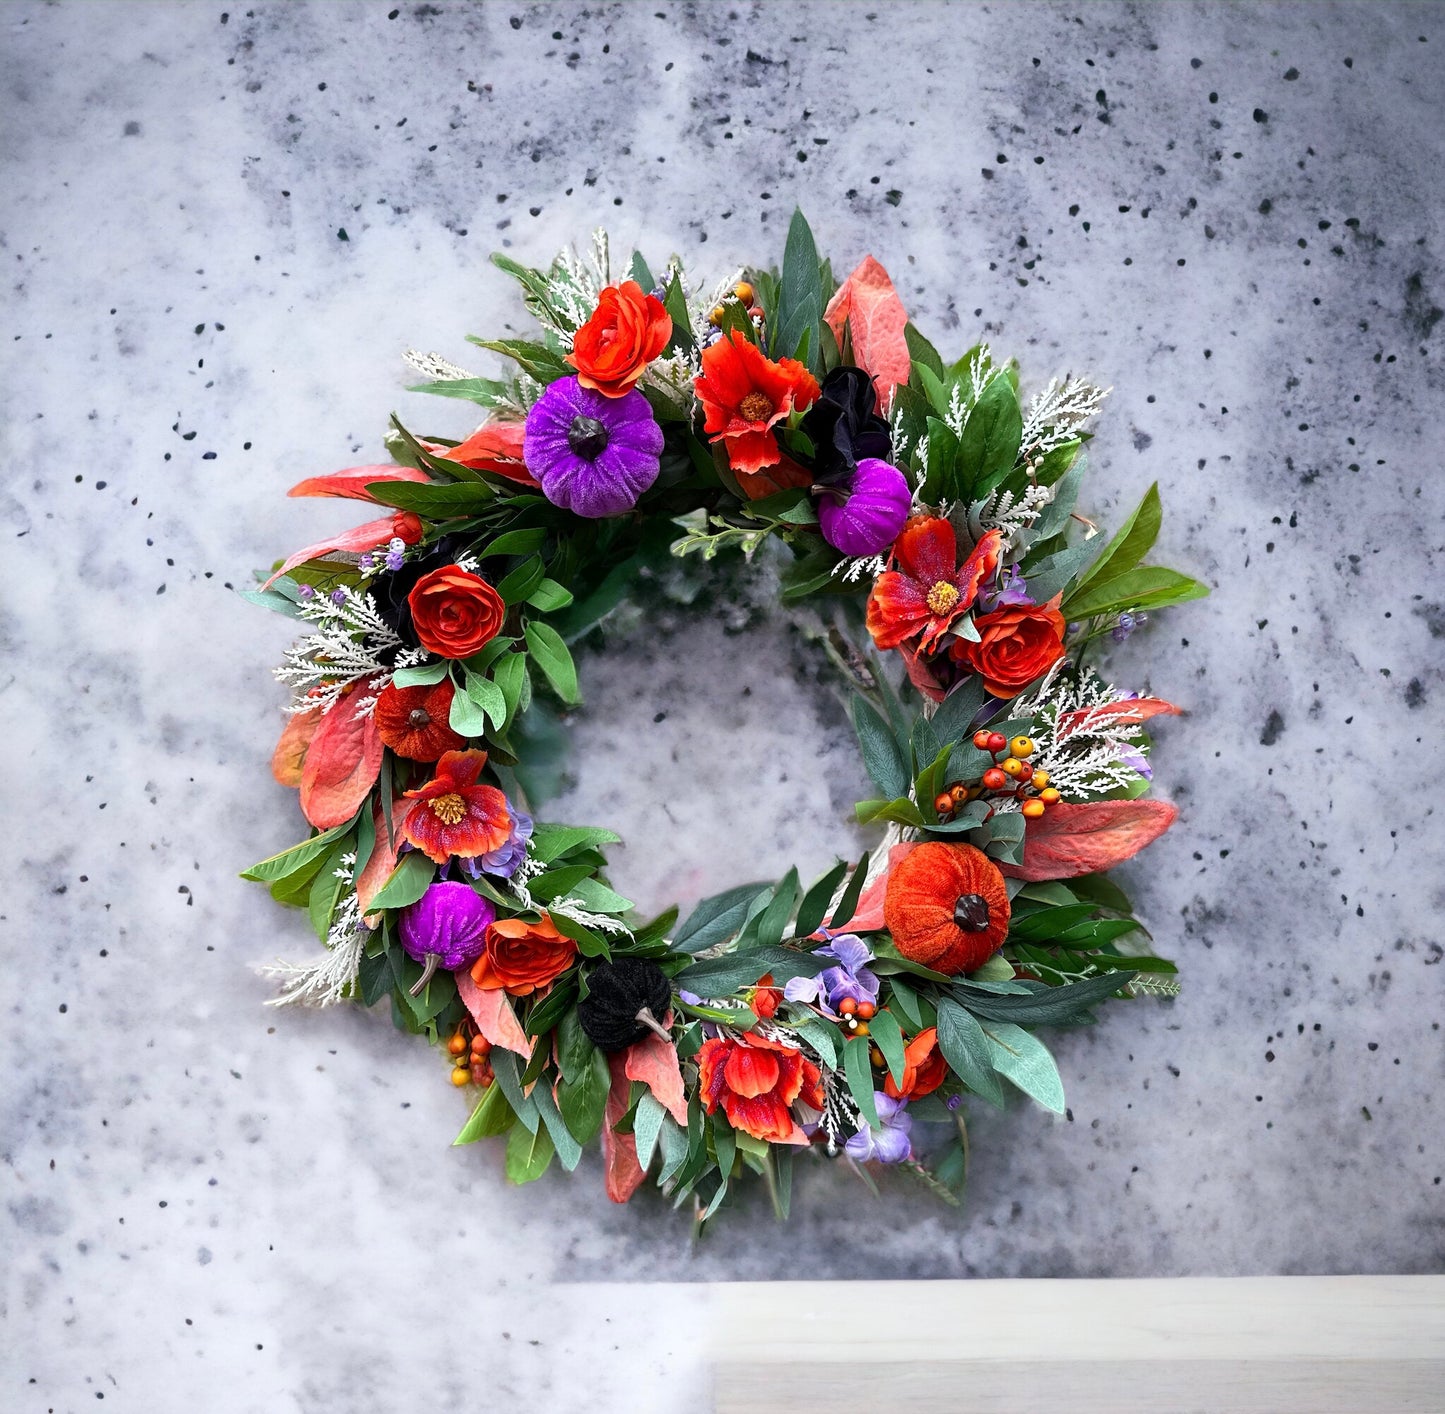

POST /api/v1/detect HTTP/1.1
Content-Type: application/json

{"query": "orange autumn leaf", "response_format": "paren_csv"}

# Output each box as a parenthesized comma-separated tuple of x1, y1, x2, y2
(297, 683, 384, 829)
(286, 464, 431, 500)
(734, 454, 813, 502)
(823, 255, 911, 412)
(1000, 799, 1179, 882)
(1057, 697, 1180, 735)
(602, 1051, 647, 1203)
(624, 1027, 688, 1125)
(271, 706, 321, 788)
(355, 798, 417, 919)
(455, 965, 532, 1057)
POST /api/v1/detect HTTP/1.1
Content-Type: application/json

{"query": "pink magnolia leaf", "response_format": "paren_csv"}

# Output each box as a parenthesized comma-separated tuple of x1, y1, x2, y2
(1000, 799, 1179, 882)
(260, 513, 408, 590)
(823, 255, 911, 412)
(355, 798, 417, 919)
(297, 684, 384, 829)
(429, 421, 537, 486)
(602, 1052, 646, 1204)
(1057, 697, 1181, 736)
(287, 464, 431, 500)
(454, 968, 533, 1058)
(624, 1026, 688, 1125)
(271, 706, 321, 789)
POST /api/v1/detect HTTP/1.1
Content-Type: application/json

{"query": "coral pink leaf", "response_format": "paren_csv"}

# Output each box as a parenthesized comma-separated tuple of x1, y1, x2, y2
(455, 968, 532, 1058)
(297, 684, 384, 829)
(355, 799, 417, 919)
(287, 464, 431, 500)
(426, 422, 538, 487)
(271, 707, 321, 789)
(1000, 799, 1179, 882)
(624, 1028, 688, 1125)
(602, 1052, 646, 1204)
(260, 514, 408, 590)
(823, 255, 912, 413)
(1057, 697, 1181, 735)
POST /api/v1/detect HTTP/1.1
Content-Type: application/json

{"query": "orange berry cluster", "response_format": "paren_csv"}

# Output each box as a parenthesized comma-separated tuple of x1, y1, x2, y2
(836, 996, 875, 1037)
(934, 732, 1062, 821)
(707, 281, 764, 327)
(446, 1029, 493, 1088)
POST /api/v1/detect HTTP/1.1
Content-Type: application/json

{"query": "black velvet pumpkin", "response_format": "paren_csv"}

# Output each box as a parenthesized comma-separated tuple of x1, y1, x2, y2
(577, 957, 673, 1053)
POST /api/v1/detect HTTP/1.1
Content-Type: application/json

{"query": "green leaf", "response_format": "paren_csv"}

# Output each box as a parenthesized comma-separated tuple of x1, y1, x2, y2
(828, 856, 871, 930)
(1062, 566, 1210, 620)
(855, 797, 927, 829)
(492, 650, 527, 724)
(526, 577, 574, 612)
(241, 820, 353, 883)
(504, 1119, 555, 1184)
(842, 1035, 880, 1128)
(956, 374, 1022, 500)
(744, 868, 799, 951)
(886, 978, 926, 1030)
(661, 268, 694, 354)
(364, 851, 435, 912)
(490, 1048, 539, 1132)
(496, 555, 546, 606)
(406, 375, 514, 406)
(569, 875, 634, 916)
(533, 1079, 585, 1170)
(448, 683, 490, 738)
(633, 1092, 667, 1171)
(477, 528, 548, 559)
(676, 944, 824, 999)
(363, 481, 496, 517)
(524, 621, 581, 704)
(530, 822, 623, 865)
(851, 696, 910, 800)
(981, 1021, 1065, 1113)
(391, 660, 448, 688)
(471, 336, 570, 383)
(674, 883, 771, 954)
(463, 670, 508, 730)
(711, 1110, 737, 1179)
(794, 859, 848, 940)
(920, 416, 961, 505)
(772, 208, 824, 369)
(555, 1006, 597, 1084)
(306, 841, 349, 941)
(454, 1082, 516, 1144)
(954, 971, 1135, 1025)
(931, 679, 987, 746)
(1030, 450, 1086, 540)
(935, 997, 1005, 1107)
(789, 1014, 839, 1068)
(1021, 541, 1100, 605)
(527, 864, 594, 902)
(869, 1008, 907, 1088)
(904, 322, 944, 379)
(1067, 482, 1161, 598)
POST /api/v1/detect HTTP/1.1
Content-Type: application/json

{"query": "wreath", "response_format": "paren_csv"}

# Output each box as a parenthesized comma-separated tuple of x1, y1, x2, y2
(244, 213, 1208, 1224)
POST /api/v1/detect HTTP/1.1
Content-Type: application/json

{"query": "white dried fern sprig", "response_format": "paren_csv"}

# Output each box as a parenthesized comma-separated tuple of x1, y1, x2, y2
(689, 265, 745, 346)
(1125, 975, 1182, 998)
(1019, 375, 1109, 462)
(259, 854, 369, 1007)
(1016, 663, 1154, 799)
(830, 552, 887, 584)
(977, 481, 1058, 549)
(275, 589, 406, 715)
(403, 349, 475, 381)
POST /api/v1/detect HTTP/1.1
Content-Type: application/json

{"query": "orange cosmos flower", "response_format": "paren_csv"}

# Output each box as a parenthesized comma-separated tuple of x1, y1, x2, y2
(693, 330, 820, 475)
(399, 749, 513, 864)
(866, 518, 1003, 654)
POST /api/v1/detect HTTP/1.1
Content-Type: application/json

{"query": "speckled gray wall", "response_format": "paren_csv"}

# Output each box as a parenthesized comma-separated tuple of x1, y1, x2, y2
(3, 2, 1441, 1409)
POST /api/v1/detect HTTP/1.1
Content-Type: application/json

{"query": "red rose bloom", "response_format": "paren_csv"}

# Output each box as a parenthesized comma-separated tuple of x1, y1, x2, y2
(470, 913, 577, 997)
(866, 518, 1003, 654)
(950, 597, 1067, 698)
(696, 1032, 823, 1143)
(883, 1026, 948, 1101)
(566, 281, 672, 398)
(399, 749, 513, 864)
(374, 677, 466, 761)
(693, 330, 820, 475)
(407, 565, 505, 660)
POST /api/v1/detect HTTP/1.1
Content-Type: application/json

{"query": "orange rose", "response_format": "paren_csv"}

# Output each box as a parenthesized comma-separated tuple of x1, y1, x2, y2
(950, 597, 1066, 697)
(470, 913, 576, 997)
(883, 1027, 948, 1100)
(406, 565, 505, 660)
(566, 281, 672, 398)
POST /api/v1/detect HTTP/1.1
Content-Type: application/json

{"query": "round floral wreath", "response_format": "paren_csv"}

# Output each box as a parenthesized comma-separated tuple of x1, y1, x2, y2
(245, 214, 1207, 1224)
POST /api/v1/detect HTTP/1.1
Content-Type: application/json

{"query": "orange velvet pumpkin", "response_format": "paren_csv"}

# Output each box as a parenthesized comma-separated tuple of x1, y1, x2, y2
(883, 841, 1010, 975)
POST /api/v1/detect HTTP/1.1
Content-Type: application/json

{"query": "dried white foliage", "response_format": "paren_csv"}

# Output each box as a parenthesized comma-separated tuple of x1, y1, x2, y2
(977, 481, 1058, 550)
(275, 588, 408, 715)
(1015, 663, 1152, 798)
(537, 227, 613, 341)
(1125, 975, 1182, 998)
(1019, 375, 1109, 463)
(259, 854, 369, 1007)
(403, 349, 475, 381)
(829, 552, 888, 584)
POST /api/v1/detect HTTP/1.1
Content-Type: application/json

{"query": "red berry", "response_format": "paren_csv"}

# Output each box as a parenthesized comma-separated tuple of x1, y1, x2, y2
(982, 767, 1008, 790)
(972, 729, 992, 749)
(987, 732, 1008, 753)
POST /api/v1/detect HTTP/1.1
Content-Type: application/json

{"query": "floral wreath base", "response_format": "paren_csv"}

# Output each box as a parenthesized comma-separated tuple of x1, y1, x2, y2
(244, 215, 1207, 1225)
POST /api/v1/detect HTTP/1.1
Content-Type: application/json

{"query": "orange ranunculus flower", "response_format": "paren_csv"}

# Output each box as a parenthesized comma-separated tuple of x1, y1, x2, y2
(693, 329, 820, 475)
(696, 1032, 823, 1143)
(883, 1026, 948, 1100)
(470, 912, 577, 997)
(566, 280, 672, 398)
(406, 564, 506, 660)
(750, 973, 781, 1020)
(950, 596, 1067, 698)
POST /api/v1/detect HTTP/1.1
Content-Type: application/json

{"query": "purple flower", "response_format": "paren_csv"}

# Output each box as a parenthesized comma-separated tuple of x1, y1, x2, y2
(784, 933, 880, 1015)
(1120, 745, 1153, 780)
(1112, 610, 1148, 642)
(384, 538, 407, 572)
(523, 375, 663, 518)
(296, 583, 316, 602)
(329, 588, 348, 606)
(460, 807, 534, 881)
(398, 880, 495, 972)
(845, 1092, 913, 1164)
(816, 457, 911, 558)
(358, 553, 375, 573)
(985, 563, 1033, 609)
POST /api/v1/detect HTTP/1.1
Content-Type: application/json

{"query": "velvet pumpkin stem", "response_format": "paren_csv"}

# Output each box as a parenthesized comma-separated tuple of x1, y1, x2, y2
(634, 1006, 673, 1042)
(408, 953, 439, 997)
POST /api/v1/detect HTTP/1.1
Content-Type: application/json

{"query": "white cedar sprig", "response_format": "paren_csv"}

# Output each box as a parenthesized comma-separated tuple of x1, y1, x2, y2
(1015, 663, 1153, 799)
(402, 349, 475, 381)
(275, 588, 409, 715)
(1019, 375, 1110, 462)
(258, 854, 368, 1007)
(977, 481, 1058, 549)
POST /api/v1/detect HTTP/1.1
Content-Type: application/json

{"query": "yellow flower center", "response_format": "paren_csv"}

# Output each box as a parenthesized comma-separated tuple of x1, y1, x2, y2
(431, 793, 467, 826)
(926, 580, 960, 616)
(738, 391, 774, 423)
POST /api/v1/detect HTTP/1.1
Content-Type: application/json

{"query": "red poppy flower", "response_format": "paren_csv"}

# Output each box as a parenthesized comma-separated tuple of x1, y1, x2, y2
(866, 518, 1003, 654)
(374, 677, 466, 761)
(883, 1026, 948, 1100)
(693, 330, 820, 475)
(399, 749, 513, 864)
(696, 1031, 823, 1143)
